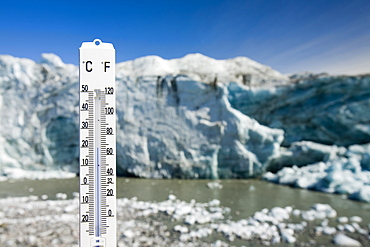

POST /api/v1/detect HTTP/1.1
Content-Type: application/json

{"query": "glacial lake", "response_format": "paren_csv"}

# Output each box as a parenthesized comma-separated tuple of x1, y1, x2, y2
(1, 177, 369, 222)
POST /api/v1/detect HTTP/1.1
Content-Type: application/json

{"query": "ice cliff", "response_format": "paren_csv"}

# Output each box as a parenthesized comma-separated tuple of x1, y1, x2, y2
(228, 74, 370, 146)
(0, 53, 288, 179)
(116, 75, 283, 178)
(0, 53, 369, 201)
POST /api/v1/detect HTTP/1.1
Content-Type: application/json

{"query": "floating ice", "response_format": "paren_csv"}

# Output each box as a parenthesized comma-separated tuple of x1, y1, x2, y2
(350, 216, 363, 223)
(269, 207, 289, 221)
(122, 229, 135, 239)
(316, 226, 337, 235)
(55, 193, 67, 200)
(338, 217, 349, 224)
(207, 181, 223, 189)
(333, 233, 362, 246)
(263, 146, 370, 202)
(168, 194, 176, 201)
(280, 228, 296, 243)
(349, 186, 370, 202)
(344, 224, 356, 233)
(0, 196, 368, 246)
(312, 203, 337, 218)
(174, 225, 189, 233)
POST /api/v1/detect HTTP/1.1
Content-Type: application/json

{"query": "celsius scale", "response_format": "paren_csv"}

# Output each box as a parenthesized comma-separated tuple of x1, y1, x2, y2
(79, 39, 116, 247)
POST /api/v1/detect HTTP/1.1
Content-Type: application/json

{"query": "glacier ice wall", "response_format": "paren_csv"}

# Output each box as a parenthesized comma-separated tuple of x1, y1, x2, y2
(116, 75, 284, 178)
(227, 75, 370, 146)
(0, 54, 79, 176)
(1, 52, 370, 187)
(1, 53, 369, 200)
(0, 53, 286, 179)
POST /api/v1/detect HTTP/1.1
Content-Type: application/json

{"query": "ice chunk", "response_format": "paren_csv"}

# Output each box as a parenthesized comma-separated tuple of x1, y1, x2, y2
(174, 205, 192, 216)
(280, 229, 296, 243)
(267, 152, 370, 203)
(344, 224, 356, 233)
(262, 172, 279, 183)
(338, 217, 348, 224)
(168, 194, 176, 201)
(122, 229, 135, 239)
(311, 204, 337, 218)
(349, 185, 370, 202)
(349, 216, 362, 223)
(333, 233, 362, 246)
(292, 209, 301, 216)
(184, 215, 197, 225)
(174, 225, 189, 233)
(269, 207, 290, 221)
(55, 193, 67, 200)
(323, 226, 336, 235)
(208, 199, 221, 207)
(207, 181, 223, 189)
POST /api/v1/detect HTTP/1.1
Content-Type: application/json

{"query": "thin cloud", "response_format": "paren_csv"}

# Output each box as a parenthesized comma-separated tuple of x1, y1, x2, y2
(234, 1, 370, 75)
(265, 36, 332, 65)
(261, 24, 370, 75)
(280, 32, 370, 75)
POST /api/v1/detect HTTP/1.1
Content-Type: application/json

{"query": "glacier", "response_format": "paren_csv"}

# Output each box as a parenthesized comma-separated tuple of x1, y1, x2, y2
(227, 74, 370, 146)
(0, 53, 286, 179)
(0, 53, 370, 201)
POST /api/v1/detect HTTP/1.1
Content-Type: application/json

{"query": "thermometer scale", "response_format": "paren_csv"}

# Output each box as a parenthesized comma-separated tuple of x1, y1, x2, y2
(79, 39, 116, 247)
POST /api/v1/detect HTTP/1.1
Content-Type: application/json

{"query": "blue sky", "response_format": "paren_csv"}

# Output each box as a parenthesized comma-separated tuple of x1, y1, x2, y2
(1, 0, 369, 75)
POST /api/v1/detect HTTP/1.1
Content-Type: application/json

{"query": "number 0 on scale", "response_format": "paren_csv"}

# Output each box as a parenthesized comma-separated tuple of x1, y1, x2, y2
(79, 39, 116, 247)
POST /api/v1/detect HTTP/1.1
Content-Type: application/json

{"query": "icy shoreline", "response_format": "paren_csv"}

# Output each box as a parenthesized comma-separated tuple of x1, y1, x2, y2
(0, 195, 368, 246)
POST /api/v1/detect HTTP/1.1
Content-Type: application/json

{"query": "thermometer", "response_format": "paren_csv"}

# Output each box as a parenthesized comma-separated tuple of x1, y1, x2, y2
(79, 39, 116, 247)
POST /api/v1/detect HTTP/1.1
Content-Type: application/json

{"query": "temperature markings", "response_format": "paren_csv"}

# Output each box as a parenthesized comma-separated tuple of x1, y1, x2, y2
(80, 39, 116, 246)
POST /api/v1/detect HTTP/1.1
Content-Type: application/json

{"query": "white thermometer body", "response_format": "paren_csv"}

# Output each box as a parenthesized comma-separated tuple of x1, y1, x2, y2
(79, 39, 116, 247)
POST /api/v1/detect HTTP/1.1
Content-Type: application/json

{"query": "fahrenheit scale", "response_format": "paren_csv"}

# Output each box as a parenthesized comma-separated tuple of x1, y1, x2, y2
(79, 39, 116, 247)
